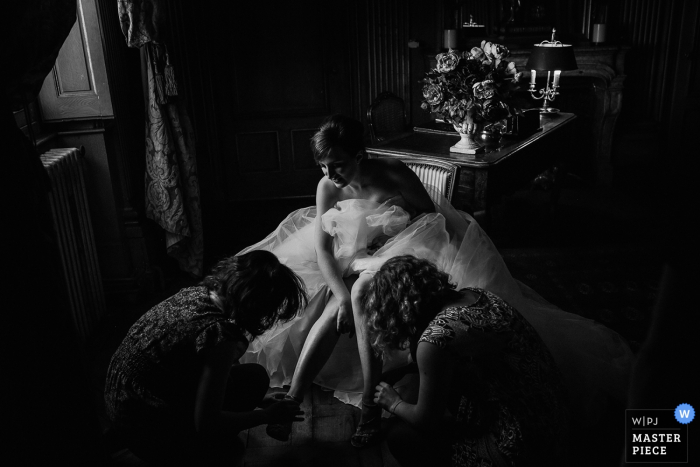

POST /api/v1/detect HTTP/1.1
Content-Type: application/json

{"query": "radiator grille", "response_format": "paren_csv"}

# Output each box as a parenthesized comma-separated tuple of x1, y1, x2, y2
(41, 148, 106, 342)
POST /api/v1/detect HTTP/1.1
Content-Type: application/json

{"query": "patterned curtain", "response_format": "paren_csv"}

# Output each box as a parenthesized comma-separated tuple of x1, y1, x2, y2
(118, 0, 203, 277)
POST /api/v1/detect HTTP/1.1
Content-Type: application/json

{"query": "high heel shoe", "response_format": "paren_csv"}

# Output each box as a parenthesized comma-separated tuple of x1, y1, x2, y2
(266, 394, 302, 442)
(350, 401, 382, 448)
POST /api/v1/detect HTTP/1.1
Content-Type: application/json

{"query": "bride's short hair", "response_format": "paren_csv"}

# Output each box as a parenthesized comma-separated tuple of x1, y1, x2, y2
(311, 114, 365, 162)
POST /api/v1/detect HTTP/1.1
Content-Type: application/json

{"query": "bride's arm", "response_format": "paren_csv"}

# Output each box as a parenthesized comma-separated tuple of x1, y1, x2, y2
(314, 179, 354, 335)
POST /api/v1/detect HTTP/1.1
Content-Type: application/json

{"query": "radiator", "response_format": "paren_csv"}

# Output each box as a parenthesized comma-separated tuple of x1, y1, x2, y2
(405, 162, 454, 202)
(41, 148, 106, 342)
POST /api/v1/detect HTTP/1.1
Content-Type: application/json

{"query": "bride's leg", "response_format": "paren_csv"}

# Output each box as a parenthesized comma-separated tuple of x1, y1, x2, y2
(287, 276, 358, 400)
(351, 274, 382, 407)
(287, 286, 333, 355)
(350, 273, 382, 447)
(267, 290, 348, 441)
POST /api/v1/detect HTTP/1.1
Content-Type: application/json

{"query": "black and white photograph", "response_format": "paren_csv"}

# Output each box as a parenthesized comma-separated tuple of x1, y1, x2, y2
(5, 0, 698, 466)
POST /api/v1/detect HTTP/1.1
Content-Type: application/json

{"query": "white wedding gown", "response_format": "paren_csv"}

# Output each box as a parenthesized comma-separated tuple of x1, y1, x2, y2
(237, 188, 634, 426)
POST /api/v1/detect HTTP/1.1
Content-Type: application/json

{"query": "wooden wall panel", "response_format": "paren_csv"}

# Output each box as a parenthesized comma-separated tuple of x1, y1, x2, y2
(236, 132, 281, 173)
(220, 0, 355, 202)
(233, 18, 329, 117)
(292, 129, 320, 171)
(362, 0, 411, 121)
(667, 0, 700, 146)
(618, 0, 685, 123)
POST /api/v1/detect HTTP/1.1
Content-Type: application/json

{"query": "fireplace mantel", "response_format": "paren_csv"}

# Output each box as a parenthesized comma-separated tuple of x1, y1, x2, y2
(509, 45, 631, 184)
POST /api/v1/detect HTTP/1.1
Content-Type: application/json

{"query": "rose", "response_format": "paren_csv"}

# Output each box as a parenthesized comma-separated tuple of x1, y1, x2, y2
(504, 61, 518, 80)
(492, 44, 510, 62)
(473, 80, 496, 100)
(464, 47, 484, 62)
(446, 98, 471, 124)
(422, 84, 443, 105)
(463, 58, 484, 77)
(480, 41, 495, 63)
(482, 99, 509, 122)
(436, 51, 460, 73)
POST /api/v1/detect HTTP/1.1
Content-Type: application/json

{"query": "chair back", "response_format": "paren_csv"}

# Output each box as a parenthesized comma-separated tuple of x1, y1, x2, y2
(367, 92, 407, 144)
(401, 157, 460, 204)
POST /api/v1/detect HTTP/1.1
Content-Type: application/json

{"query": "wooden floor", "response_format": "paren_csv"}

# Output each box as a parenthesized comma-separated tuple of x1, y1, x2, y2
(109, 385, 400, 467)
(242, 386, 399, 467)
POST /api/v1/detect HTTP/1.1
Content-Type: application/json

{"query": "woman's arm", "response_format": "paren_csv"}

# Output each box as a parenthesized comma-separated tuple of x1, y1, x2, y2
(194, 341, 303, 434)
(375, 341, 453, 431)
(386, 159, 436, 215)
(314, 179, 354, 335)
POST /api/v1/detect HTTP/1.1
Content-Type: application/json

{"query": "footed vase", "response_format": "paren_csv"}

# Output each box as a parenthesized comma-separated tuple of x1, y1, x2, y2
(451, 120, 484, 154)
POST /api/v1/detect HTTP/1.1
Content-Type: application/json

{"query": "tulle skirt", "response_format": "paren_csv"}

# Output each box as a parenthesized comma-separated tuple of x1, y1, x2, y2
(237, 189, 634, 425)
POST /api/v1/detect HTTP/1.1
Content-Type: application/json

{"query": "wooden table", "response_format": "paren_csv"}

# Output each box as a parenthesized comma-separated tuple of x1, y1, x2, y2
(366, 112, 577, 229)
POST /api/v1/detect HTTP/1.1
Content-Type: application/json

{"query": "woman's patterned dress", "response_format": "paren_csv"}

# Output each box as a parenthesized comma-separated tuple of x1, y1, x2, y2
(104, 286, 248, 436)
(418, 288, 570, 467)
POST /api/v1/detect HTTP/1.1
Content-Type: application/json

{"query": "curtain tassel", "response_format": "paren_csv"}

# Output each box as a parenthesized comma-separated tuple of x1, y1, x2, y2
(155, 73, 168, 105)
(149, 43, 168, 105)
(164, 52, 178, 97)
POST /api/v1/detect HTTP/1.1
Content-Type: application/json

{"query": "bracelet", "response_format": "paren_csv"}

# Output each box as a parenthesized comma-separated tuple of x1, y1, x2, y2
(389, 399, 403, 414)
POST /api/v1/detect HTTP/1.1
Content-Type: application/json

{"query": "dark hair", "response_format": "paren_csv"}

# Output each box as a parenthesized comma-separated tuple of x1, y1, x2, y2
(310, 114, 366, 162)
(362, 255, 458, 356)
(201, 250, 307, 337)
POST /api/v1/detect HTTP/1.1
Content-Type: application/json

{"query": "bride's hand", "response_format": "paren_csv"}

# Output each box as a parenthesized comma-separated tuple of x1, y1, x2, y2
(337, 299, 355, 337)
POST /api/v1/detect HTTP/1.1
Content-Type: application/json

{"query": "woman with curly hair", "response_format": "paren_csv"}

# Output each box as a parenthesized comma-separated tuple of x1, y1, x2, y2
(105, 250, 307, 466)
(364, 255, 570, 467)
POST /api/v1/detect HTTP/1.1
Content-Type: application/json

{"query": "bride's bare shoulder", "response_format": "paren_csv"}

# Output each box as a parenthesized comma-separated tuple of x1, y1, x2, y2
(316, 177, 341, 203)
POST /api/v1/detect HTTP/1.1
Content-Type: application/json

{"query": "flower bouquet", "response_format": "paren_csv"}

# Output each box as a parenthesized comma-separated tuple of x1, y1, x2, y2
(421, 40, 523, 154)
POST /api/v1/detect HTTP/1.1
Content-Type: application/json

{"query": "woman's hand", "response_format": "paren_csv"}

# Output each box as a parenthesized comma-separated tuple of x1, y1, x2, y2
(374, 381, 401, 412)
(337, 299, 355, 337)
(258, 391, 287, 409)
(264, 399, 305, 425)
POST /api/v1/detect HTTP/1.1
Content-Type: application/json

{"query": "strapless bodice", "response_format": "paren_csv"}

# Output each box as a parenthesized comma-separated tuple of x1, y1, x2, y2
(321, 198, 411, 261)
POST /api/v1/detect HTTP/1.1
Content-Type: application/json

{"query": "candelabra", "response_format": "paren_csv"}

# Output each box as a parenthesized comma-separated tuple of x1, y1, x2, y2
(526, 28, 578, 114)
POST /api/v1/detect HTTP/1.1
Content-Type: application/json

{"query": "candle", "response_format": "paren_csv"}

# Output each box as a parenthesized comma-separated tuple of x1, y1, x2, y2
(444, 29, 458, 49)
(530, 70, 536, 85)
(592, 24, 606, 44)
(553, 70, 561, 87)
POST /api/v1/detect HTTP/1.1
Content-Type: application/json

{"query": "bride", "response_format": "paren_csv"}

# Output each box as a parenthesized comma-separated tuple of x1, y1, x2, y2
(238, 114, 634, 444)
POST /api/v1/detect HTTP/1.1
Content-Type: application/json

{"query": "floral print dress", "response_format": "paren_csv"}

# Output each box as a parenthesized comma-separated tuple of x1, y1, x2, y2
(104, 286, 248, 436)
(418, 288, 570, 467)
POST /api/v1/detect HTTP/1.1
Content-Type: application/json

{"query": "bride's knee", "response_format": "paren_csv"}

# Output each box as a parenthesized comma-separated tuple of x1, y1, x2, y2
(350, 275, 372, 312)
